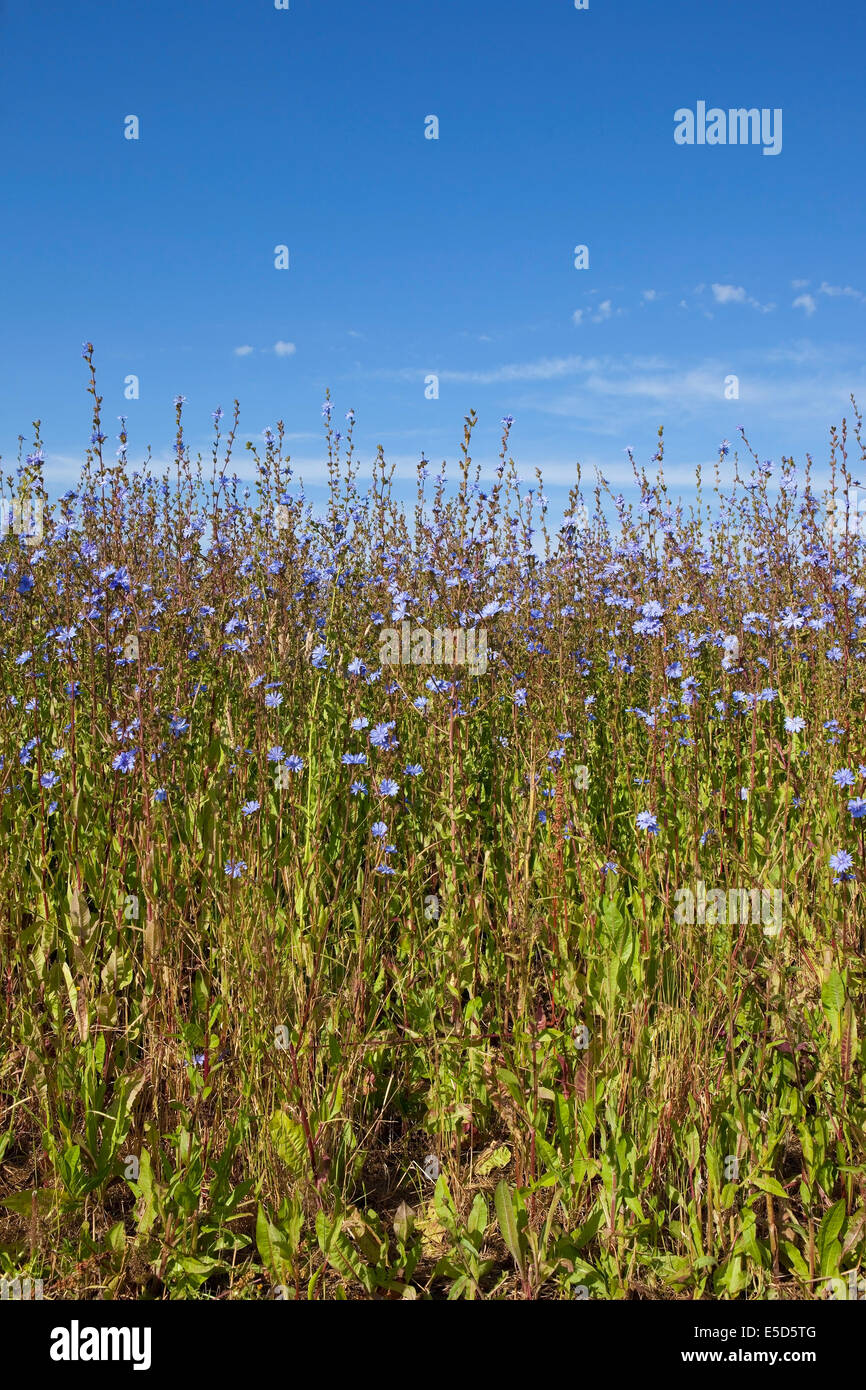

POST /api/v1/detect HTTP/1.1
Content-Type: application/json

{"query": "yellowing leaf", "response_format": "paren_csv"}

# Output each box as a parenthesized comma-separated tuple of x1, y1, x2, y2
(476, 1145, 511, 1177)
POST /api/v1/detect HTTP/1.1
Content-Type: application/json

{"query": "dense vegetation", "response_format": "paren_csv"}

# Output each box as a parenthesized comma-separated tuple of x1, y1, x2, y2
(1, 349, 864, 1299)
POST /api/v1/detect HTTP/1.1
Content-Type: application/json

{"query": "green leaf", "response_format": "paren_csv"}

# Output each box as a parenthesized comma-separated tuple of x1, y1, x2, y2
(602, 898, 624, 933)
(751, 1174, 787, 1200)
(818, 1199, 846, 1275)
(176, 1254, 220, 1276)
(256, 1204, 292, 1278)
(572, 1207, 604, 1251)
(106, 1221, 126, 1255)
(494, 1180, 524, 1277)
(781, 1240, 810, 1282)
(269, 1110, 308, 1179)
(61, 962, 78, 1026)
(467, 1192, 488, 1237)
(820, 1239, 843, 1279)
(0, 1188, 61, 1217)
(315, 1209, 373, 1294)
(822, 970, 845, 1015)
(476, 1145, 511, 1177)
(68, 885, 92, 939)
(496, 1069, 524, 1106)
(433, 1175, 457, 1237)
(392, 1201, 414, 1245)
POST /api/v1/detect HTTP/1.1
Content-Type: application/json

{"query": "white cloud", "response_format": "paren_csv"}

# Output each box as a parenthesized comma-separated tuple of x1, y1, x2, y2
(273, 341, 297, 357)
(579, 365, 726, 406)
(791, 278, 810, 289)
(540, 352, 866, 435)
(641, 289, 659, 302)
(792, 294, 817, 316)
(712, 284, 747, 305)
(819, 281, 865, 303)
(711, 283, 774, 313)
(367, 340, 864, 453)
(380, 355, 599, 386)
(233, 344, 254, 357)
(248, 430, 317, 444)
(573, 300, 614, 325)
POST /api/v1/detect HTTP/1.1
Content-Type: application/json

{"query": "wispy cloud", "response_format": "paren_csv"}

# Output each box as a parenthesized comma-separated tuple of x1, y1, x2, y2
(819, 281, 865, 304)
(376, 355, 599, 386)
(712, 284, 747, 304)
(234, 341, 297, 357)
(792, 294, 817, 316)
(372, 342, 864, 432)
(573, 299, 618, 325)
(710, 283, 775, 313)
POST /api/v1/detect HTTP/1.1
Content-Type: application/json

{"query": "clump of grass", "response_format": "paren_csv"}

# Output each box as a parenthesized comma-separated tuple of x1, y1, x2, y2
(0, 350, 864, 1299)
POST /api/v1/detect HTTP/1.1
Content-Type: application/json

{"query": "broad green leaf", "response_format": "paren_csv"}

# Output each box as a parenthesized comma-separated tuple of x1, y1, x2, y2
(476, 1145, 511, 1177)
(494, 1180, 524, 1276)
(822, 970, 845, 1015)
(751, 1174, 787, 1200)
(269, 1110, 308, 1178)
(818, 1199, 846, 1272)
(781, 1240, 810, 1282)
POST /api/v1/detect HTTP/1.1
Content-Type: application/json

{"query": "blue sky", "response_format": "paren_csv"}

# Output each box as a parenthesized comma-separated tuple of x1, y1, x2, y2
(1, 0, 864, 517)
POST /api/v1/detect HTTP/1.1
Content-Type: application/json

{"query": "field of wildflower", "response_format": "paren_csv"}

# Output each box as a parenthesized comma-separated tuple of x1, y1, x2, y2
(1, 349, 864, 1302)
